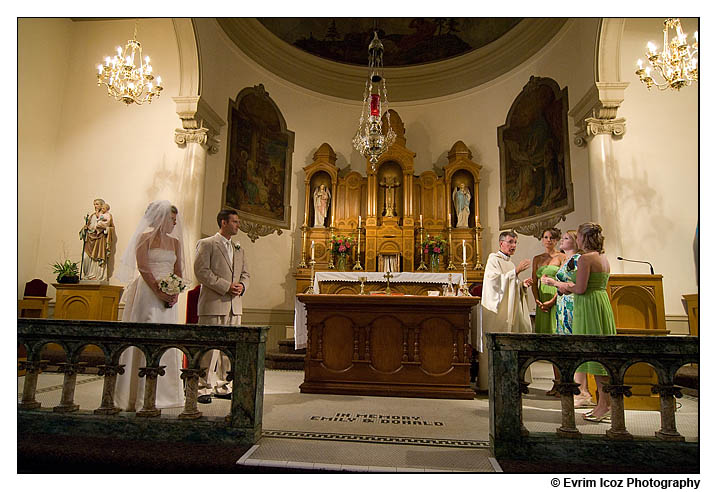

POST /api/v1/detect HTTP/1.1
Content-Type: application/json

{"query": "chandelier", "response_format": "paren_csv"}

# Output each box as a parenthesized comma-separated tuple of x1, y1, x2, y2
(352, 32, 396, 171)
(96, 22, 163, 105)
(635, 18, 698, 91)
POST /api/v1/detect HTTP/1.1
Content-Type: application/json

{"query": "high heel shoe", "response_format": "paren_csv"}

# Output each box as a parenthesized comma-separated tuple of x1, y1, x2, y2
(574, 396, 596, 408)
(583, 411, 611, 423)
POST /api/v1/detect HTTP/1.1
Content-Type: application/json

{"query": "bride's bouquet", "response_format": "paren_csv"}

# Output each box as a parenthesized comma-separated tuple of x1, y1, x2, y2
(158, 273, 189, 308)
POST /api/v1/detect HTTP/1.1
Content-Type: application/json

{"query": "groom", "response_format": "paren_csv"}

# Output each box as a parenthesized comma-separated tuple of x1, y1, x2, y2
(194, 209, 250, 403)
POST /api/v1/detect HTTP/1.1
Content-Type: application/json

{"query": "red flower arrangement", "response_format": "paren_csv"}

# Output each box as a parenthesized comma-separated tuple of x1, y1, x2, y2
(331, 235, 355, 256)
(421, 234, 447, 256)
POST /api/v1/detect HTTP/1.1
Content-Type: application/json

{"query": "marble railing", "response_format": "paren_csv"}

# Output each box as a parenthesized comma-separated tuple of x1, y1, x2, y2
(487, 333, 698, 466)
(18, 318, 268, 445)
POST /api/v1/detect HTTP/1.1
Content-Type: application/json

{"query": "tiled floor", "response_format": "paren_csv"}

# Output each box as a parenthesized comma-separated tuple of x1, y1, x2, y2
(19, 362, 697, 472)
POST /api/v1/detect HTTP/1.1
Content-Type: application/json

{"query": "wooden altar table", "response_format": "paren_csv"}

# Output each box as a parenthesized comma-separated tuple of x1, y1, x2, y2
(294, 272, 468, 350)
(296, 294, 480, 399)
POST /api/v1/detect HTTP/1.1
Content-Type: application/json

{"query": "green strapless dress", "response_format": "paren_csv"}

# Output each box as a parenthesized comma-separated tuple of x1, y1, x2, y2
(535, 264, 559, 334)
(573, 272, 616, 375)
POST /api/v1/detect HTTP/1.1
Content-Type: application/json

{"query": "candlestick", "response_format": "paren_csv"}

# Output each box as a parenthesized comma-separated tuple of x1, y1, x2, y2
(446, 222, 456, 270)
(416, 226, 428, 271)
(307, 258, 317, 294)
(298, 225, 308, 268)
(353, 222, 363, 271)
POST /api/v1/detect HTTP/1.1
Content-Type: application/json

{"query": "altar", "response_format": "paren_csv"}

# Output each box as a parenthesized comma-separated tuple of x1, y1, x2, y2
(294, 272, 475, 350)
(297, 294, 480, 399)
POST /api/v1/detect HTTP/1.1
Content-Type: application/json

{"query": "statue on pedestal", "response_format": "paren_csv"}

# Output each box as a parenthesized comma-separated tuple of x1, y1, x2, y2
(79, 198, 115, 281)
(453, 183, 472, 228)
(380, 176, 399, 217)
(313, 184, 331, 227)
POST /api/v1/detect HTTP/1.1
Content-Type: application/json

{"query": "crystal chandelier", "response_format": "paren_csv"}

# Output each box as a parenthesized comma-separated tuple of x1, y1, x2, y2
(96, 22, 163, 105)
(635, 18, 698, 91)
(352, 32, 396, 171)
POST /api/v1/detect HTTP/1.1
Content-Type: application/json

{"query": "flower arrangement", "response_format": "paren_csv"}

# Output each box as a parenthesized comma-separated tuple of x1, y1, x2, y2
(158, 273, 189, 307)
(331, 235, 355, 257)
(421, 234, 447, 256)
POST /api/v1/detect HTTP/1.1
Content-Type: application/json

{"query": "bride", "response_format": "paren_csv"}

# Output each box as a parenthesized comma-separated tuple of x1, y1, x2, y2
(114, 200, 188, 411)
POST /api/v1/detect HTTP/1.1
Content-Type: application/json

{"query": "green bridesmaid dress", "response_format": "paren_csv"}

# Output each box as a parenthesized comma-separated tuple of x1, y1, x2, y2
(535, 264, 560, 334)
(573, 272, 616, 375)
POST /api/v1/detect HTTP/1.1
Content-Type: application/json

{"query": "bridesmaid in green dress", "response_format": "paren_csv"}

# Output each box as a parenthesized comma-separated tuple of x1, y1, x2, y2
(531, 227, 565, 395)
(543, 222, 616, 422)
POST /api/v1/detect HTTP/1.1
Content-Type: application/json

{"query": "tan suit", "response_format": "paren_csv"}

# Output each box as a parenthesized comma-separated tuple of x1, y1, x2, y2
(194, 233, 251, 395)
(194, 233, 250, 316)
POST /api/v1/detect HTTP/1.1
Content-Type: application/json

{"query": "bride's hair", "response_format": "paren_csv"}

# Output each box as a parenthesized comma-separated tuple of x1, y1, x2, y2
(116, 200, 188, 283)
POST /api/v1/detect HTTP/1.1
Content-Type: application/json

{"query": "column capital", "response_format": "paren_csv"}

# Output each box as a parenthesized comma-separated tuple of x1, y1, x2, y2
(174, 127, 221, 155)
(56, 362, 87, 376)
(139, 366, 166, 379)
(173, 96, 225, 154)
(570, 82, 629, 147)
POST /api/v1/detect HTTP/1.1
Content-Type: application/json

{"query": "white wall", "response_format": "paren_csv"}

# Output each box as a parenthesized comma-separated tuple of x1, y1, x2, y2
(18, 17, 697, 323)
(18, 18, 184, 300)
(194, 18, 598, 313)
(614, 18, 698, 315)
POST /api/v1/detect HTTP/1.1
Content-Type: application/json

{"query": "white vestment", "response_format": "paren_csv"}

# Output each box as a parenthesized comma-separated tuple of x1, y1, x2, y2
(478, 251, 532, 390)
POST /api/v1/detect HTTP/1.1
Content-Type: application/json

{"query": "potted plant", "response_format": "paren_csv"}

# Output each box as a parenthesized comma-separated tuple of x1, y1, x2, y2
(53, 259, 80, 284)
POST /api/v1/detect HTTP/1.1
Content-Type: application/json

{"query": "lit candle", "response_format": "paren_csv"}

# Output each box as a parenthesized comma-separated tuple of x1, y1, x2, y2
(358, 216, 362, 229)
(420, 214, 423, 228)
(462, 240, 466, 264)
(636, 59, 643, 69)
(311, 240, 315, 261)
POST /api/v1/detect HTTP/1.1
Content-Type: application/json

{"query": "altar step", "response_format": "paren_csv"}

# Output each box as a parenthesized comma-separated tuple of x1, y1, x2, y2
(265, 339, 305, 370)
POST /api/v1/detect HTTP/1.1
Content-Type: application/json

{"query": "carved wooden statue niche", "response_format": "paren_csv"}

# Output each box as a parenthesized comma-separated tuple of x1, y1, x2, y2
(377, 161, 403, 221)
(310, 172, 332, 228)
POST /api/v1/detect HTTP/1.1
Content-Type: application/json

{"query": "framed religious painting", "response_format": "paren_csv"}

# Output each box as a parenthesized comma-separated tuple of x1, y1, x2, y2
(223, 84, 295, 241)
(497, 76, 574, 238)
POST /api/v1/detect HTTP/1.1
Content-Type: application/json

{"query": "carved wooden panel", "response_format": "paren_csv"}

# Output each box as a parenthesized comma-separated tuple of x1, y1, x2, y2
(298, 294, 479, 399)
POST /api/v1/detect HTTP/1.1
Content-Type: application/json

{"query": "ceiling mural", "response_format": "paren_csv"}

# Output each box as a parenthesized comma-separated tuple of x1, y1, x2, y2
(256, 18, 523, 66)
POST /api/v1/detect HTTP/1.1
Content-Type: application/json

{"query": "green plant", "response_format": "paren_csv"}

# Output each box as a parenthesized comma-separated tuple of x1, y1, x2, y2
(52, 259, 79, 281)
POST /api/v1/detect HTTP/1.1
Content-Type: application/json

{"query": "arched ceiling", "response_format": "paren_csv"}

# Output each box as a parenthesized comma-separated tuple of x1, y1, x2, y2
(217, 18, 568, 101)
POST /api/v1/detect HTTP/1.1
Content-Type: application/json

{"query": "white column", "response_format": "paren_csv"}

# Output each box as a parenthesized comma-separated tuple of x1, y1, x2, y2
(173, 96, 225, 285)
(579, 118, 626, 263)
(570, 82, 629, 268)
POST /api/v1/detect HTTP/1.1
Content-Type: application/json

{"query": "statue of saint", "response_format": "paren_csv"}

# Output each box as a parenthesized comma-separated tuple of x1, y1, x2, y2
(313, 184, 331, 227)
(79, 198, 115, 281)
(380, 176, 399, 217)
(453, 183, 472, 228)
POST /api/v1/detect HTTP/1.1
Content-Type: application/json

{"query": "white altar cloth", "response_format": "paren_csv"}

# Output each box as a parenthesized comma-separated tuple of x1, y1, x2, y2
(294, 272, 476, 350)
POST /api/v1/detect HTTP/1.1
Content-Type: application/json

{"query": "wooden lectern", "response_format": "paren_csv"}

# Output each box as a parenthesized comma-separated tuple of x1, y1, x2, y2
(592, 274, 668, 410)
(53, 283, 124, 321)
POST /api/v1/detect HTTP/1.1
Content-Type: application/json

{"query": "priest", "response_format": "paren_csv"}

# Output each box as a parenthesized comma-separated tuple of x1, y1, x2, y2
(478, 230, 533, 391)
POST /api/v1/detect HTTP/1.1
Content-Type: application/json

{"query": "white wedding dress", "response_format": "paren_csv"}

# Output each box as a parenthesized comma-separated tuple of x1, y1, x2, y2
(114, 248, 185, 411)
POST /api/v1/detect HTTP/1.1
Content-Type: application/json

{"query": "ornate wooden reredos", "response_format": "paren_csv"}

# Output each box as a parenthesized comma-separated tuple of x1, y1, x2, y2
(296, 111, 483, 291)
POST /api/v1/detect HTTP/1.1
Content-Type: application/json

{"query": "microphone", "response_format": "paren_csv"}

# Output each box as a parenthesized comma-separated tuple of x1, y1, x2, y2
(617, 256, 654, 275)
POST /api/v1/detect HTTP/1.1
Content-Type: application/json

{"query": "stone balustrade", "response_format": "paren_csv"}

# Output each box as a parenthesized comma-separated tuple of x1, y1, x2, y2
(18, 318, 268, 445)
(487, 333, 698, 467)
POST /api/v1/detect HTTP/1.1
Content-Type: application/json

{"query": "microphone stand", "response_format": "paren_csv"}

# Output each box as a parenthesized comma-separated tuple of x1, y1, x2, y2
(617, 256, 654, 275)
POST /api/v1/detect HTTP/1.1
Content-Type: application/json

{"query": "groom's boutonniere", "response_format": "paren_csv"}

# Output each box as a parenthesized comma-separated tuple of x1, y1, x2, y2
(233, 242, 241, 251)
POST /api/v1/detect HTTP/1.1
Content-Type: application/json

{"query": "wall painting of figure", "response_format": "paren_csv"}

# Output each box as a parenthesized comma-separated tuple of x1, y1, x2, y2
(224, 84, 295, 241)
(497, 76, 574, 238)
